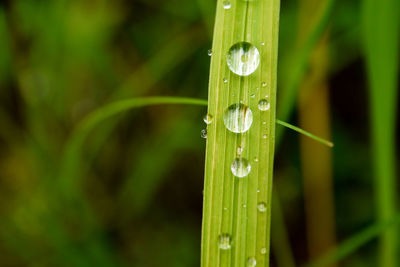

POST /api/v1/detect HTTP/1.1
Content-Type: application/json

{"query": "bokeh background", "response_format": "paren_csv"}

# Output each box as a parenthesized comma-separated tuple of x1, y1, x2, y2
(0, 0, 398, 266)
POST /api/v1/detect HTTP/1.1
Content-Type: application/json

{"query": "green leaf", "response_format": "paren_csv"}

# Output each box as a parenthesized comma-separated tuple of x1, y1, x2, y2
(201, 1, 280, 266)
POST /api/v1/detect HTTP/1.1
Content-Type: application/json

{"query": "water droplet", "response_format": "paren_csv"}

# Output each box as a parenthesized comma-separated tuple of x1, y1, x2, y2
(262, 82, 267, 87)
(262, 121, 267, 125)
(208, 49, 213, 56)
(203, 114, 213, 124)
(258, 99, 270, 111)
(257, 202, 267, 212)
(231, 157, 251, 178)
(261, 247, 267, 254)
(201, 129, 207, 139)
(250, 94, 255, 98)
(218, 234, 232, 250)
(227, 42, 260, 76)
(261, 42, 265, 46)
(262, 134, 267, 139)
(237, 146, 243, 155)
(257, 189, 261, 193)
(254, 157, 259, 162)
(223, 78, 228, 83)
(223, 104, 253, 133)
(243, 204, 247, 208)
(223, 1, 231, 9)
(247, 257, 257, 267)
(224, 207, 228, 211)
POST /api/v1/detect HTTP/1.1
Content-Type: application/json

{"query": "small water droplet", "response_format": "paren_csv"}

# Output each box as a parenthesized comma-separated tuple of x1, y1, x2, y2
(218, 234, 232, 250)
(262, 121, 267, 125)
(223, 104, 253, 133)
(201, 129, 207, 139)
(243, 204, 247, 208)
(262, 134, 267, 139)
(258, 99, 270, 111)
(237, 146, 243, 155)
(203, 114, 213, 125)
(227, 42, 260, 76)
(257, 202, 267, 212)
(247, 257, 257, 267)
(254, 157, 259, 162)
(223, 78, 228, 83)
(257, 189, 261, 193)
(231, 157, 251, 178)
(250, 94, 255, 98)
(224, 207, 228, 211)
(261, 42, 265, 46)
(223, 1, 231, 9)
(208, 49, 213, 56)
(262, 82, 267, 87)
(261, 247, 267, 254)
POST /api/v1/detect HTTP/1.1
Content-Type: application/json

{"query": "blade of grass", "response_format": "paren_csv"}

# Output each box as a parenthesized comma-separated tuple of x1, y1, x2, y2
(201, 1, 280, 266)
(59, 97, 208, 188)
(304, 212, 400, 267)
(277, 120, 333, 148)
(362, 0, 399, 266)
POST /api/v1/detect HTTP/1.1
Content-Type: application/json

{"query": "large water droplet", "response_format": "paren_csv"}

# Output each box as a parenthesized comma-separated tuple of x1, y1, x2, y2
(223, 1, 231, 9)
(218, 234, 232, 250)
(247, 257, 257, 267)
(203, 114, 213, 125)
(227, 42, 260, 76)
(223, 104, 253, 133)
(258, 99, 270, 111)
(257, 202, 267, 212)
(231, 157, 251, 178)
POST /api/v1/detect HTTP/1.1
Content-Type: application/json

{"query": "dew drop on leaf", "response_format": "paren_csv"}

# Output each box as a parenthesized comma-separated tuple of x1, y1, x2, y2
(257, 202, 267, 212)
(231, 157, 251, 178)
(258, 99, 270, 111)
(203, 114, 213, 125)
(218, 234, 232, 250)
(223, 103, 253, 133)
(223, 1, 231, 9)
(227, 42, 260, 76)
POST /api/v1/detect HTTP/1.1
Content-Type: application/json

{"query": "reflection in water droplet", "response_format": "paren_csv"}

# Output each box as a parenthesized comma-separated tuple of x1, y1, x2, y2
(227, 42, 260, 76)
(203, 114, 213, 124)
(201, 129, 207, 139)
(261, 248, 267, 254)
(231, 157, 251, 178)
(223, 104, 253, 133)
(258, 99, 270, 111)
(247, 257, 257, 267)
(237, 146, 243, 155)
(223, 1, 231, 9)
(257, 202, 267, 212)
(218, 234, 232, 250)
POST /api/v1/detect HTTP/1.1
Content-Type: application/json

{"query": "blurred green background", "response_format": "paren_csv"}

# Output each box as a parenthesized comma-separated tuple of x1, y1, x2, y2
(0, 0, 398, 266)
